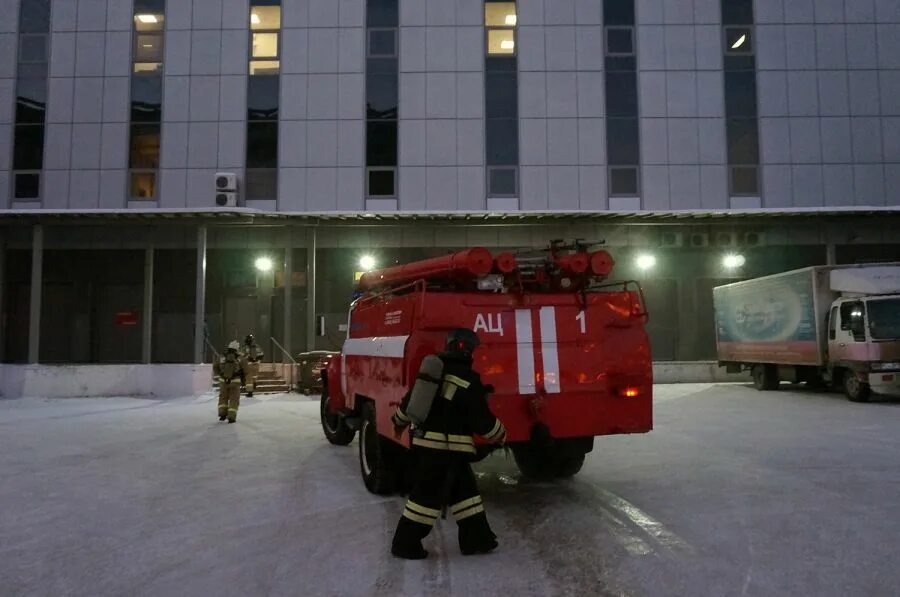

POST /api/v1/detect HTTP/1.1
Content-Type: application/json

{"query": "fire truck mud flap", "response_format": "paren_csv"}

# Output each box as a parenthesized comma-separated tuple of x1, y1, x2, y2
(511, 424, 593, 481)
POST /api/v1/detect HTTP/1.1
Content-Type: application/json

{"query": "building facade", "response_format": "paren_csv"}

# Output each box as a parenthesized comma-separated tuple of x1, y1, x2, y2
(1, 0, 899, 367)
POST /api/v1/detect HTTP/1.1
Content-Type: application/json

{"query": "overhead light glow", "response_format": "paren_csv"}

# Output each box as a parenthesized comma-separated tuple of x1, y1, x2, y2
(255, 256, 273, 272)
(731, 34, 747, 50)
(359, 255, 377, 271)
(251, 13, 261, 25)
(723, 254, 746, 269)
(136, 14, 158, 24)
(635, 254, 657, 270)
(505, 14, 517, 25)
(500, 39, 515, 50)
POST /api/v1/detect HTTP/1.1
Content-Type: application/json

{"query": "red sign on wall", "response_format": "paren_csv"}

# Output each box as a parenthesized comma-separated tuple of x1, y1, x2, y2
(116, 311, 139, 326)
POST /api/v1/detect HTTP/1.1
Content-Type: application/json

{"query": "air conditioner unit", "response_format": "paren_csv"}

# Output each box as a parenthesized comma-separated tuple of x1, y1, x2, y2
(659, 231, 683, 248)
(715, 232, 738, 248)
(216, 191, 237, 207)
(215, 172, 238, 207)
(743, 231, 765, 247)
(689, 233, 709, 248)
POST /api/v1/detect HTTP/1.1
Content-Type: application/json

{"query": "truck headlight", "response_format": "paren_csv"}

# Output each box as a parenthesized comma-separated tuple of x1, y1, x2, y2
(871, 362, 900, 371)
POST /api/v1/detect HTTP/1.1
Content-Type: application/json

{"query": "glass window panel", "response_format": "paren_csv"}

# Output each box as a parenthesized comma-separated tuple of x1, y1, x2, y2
(134, 33, 164, 62)
(367, 0, 399, 27)
(605, 71, 638, 117)
(724, 71, 757, 117)
(731, 166, 759, 195)
(19, 0, 50, 33)
(131, 74, 162, 122)
(19, 34, 48, 63)
(367, 168, 396, 197)
(488, 167, 517, 196)
(606, 118, 640, 165)
(605, 55, 637, 72)
(725, 27, 753, 54)
(485, 2, 517, 27)
(247, 74, 280, 121)
(246, 122, 279, 168)
(245, 168, 278, 200)
(721, 0, 754, 25)
(368, 29, 397, 57)
(15, 77, 47, 124)
(487, 29, 516, 55)
(16, 63, 48, 79)
(14, 172, 41, 199)
(135, 0, 166, 13)
(609, 167, 639, 196)
(129, 123, 161, 168)
(366, 121, 398, 166)
(606, 27, 634, 55)
(485, 119, 519, 166)
(133, 13, 165, 32)
(130, 171, 157, 199)
(252, 32, 279, 58)
(366, 72, 398, 119)
(726, 118, 759, 164)
(485, 56, 517, 72)
(13, 124, 45, 170)
(603, 0, 635, 26)
(485, 71, 518, 118)
(249, 60, 280, 75)
(250, 6, 281, 30)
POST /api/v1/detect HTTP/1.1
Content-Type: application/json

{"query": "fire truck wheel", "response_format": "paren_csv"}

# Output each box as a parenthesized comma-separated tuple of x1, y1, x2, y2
(359, 402, 396, 495)
(752, 364, 779, 391)
(320, 387, 355, 446)
(511, 441, 586, 480)
(843, 372, 871, 403)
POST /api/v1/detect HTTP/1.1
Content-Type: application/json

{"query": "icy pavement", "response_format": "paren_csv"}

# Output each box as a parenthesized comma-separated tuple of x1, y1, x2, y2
(2, 384, 900, 596)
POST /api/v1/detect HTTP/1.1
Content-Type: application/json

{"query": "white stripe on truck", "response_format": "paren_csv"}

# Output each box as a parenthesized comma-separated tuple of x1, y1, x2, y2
(516, 310, 536, 395)
(342, 335, 409, 358)
(539, 306, 561, 394)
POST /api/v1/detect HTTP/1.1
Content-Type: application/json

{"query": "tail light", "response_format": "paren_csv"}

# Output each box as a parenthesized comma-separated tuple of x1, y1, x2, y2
(619, 387, 640, 398)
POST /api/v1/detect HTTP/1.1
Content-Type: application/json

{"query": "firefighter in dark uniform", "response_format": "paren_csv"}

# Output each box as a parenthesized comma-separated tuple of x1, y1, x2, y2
(213, 340, 246, 423)
(390, 328, 507, 560)
(241, 334, 263, 397)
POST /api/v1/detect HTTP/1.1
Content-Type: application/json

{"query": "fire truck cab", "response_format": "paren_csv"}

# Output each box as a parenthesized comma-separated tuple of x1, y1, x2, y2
(320, 243, 653, 495)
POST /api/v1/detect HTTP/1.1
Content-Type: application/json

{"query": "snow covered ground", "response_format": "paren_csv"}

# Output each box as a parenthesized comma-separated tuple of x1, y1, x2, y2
(1, 384, 899, 596)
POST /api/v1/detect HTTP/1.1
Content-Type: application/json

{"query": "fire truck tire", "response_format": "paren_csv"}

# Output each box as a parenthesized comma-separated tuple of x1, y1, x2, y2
(752, 364, 779, 391)
(842, 372, 871, 403)
(320, 386, 355, 446)
(511, 441, 586, 480)
(359, 402, 396, 495)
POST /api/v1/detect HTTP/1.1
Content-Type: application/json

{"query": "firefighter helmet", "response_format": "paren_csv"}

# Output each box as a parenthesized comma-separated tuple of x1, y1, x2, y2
(227, 340, 241, 352)
(244, 334, 254, 345)
(445, 328, 480, 358)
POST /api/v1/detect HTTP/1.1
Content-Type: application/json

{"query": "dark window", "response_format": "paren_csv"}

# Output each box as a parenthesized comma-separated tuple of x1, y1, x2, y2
(15, 77, 47, 123)
(367, 0, 399, 27)
(13, 124, 44, 170)
(610, 166, 639, 196)
(19, 34, 48, 63)
(485, 71, 519, 118)
(19, 0, 50, 33)
(488, 167, 517, 196)
(730, 166, 758, 196)
(485, 56, 517, 72)
(130, 171, 157, 199)
(726, 119, 759, 164)
(16, 62, 48, 80)
(485, 119, 519, 166)
(13, 172, 40, 199)
(606, 118, 640, 165)
(130, 74, 163, 122)
(368, 29, 397, 57)
(247, 74, 280, 121)
(366, 121, 398, 166)
(135, 0, 166, 12)
(604, 0, 634, 25)
(606, 27, 634, 55)
(721, 0, 754, 25)
(246, 122, 279, 168)
(129, 123, 161, 168)
(724, 71, 758, 117)
(605, 71, 638, 117)
(367, 168, 396, 197)
(725, 27, 753, 54)
(245, 168, 278, 200)
(366, 71, 398, 119)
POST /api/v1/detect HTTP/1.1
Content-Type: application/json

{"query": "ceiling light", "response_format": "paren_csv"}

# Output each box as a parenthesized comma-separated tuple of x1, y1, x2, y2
(505, 14, 517, 25)
(255, 257, 273, 272)
(136, 14, 158, 24)
(635, 254, 657, 271)
(251, 13, 261, 25)
(500, 39, 515, 50)
(359, 255, 377, 271)
(731, 34, 747, 49)
(722, 254, 746, 269)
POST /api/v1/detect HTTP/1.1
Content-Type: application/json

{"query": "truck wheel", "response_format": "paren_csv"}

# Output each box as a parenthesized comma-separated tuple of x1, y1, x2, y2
(359, 402, 395, 495)
(843, 373, 871, 403)
(752, 364, 779, 391)
(320, 386, 355, 446)
(512, 441, 586, 480)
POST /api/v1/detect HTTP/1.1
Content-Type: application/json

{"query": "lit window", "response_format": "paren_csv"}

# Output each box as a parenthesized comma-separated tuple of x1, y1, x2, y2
(488, 29, 515, 54)
(134, 33, 163, 62)
(134, 13, 164, 32)
(130, 171, 157, 199)
(725, 26, 753, 54)
(249, 60, 280, 75)
(250, 6, 281, 30)
(252, 32, 279, 59)
(249, 4, 281, 75)
(485, 2, 517, 56)
(485, 2, 517, 27)
(133, 62, 162, 73)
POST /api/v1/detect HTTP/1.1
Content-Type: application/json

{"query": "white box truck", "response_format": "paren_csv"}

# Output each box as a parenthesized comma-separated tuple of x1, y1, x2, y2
(714, 264, 900, 402)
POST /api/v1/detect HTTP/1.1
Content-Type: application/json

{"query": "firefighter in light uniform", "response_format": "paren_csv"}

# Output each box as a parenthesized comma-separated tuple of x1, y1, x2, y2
(242, 334, 263, 397)
(390, 328, 506, 559)
(214, 341, 246, 423)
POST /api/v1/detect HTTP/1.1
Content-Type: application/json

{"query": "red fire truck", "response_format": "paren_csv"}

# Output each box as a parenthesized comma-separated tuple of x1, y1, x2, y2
(320, 242, 653, 494)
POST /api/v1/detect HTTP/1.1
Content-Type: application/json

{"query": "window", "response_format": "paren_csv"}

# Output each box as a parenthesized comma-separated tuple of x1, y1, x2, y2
(610, 167, 639, 196)
(605, 27, 634, 56)
(13, 0, 50, 201)
(15, 76, 47, 123)
(246, 3, 282, 203)
(247, 75, 279, 120)
(134, 33, 163, 62)
(129, 123, 161, 168)
(485, 119, 518, 165)
(130, 172, 156, 199)
(250, 5, 281, 29)
(604, 0, 635, 26)
(726, 119, 759, 164)
(251, 32, 279, 58)
(725, 27, 753, 55)
(368, 29, 397, 57)
(130, 74, 162, 122)
(485, 2, 517, 55)
(488, 167, 517, 197)
(13, 124, 44, 170)
(130, 1, 166, 201)
(724, 72, 758, 117)
(245, 169, 277, 200)
(18, 34, 48, 62)
(365, 64, 398, 119)
(605, 72, 638, 117)
(249, 4, 281, 75)
(485, 71, 518, 118)
(839, 302, 866, 342)
(366, 121, 398, 166)
(730, 166, 759, 196)
(14, 172, 40, 199)
(246, 122, 279, 168)
(367, 168, 396, 197)
(607, 119, 640, 166)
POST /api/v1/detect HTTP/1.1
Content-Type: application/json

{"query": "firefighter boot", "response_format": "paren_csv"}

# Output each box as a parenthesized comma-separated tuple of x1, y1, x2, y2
(391, 517, 431, 560)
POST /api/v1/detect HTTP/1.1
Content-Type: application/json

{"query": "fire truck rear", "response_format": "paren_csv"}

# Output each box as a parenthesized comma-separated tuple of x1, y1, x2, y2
(320, 242, 653, 494)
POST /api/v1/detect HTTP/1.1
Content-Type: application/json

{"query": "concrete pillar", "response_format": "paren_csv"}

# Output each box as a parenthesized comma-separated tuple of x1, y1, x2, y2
(283, 229, 293, 358)
(306, 226, 317, 352)
(142, 248, 154, 364)
(826, 243, 836, 266)
(193, 225, 207, 364)
(28, 224, 43, 364)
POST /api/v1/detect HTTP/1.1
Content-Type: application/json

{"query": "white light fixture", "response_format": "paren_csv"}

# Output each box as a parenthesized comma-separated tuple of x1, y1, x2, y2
(505, 14, 517, 25)
(731, 34, 747, 50)
(635, 254, 657, 271)
(722, 254, 746, 269)
(251, 13, 261, 25)
(359, 255, 377, 271)
(255, 256, 273, 272)
(500, 39, 515, 50)
(136, 14, 158, 24)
